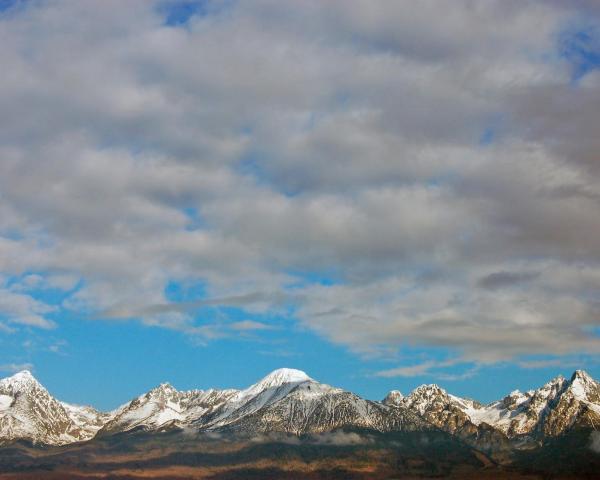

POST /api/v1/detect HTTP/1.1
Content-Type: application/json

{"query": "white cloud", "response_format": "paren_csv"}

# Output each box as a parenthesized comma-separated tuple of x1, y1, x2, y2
(0, 1, 598, 365)
(0, 278, 56, 329)
(229, 320, 273, 332)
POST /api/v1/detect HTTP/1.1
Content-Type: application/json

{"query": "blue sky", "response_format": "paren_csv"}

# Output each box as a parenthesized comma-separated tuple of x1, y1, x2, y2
(1, 0, 600, 410)
(3, 308, 596, 410)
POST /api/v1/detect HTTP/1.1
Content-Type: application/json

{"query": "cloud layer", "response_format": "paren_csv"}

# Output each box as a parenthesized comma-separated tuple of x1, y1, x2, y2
(0, 0, 599, 371)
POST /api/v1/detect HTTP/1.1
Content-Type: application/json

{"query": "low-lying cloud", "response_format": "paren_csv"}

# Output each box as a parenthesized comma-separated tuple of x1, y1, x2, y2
(309, 431, 374, 446)
(590, 431, 600, 453)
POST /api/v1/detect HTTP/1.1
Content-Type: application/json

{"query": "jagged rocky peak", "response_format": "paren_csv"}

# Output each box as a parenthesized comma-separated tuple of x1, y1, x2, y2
(382, 390, 403, 406)
(541, 374, 567, 391)
(556, 369, 600, 406)
(145, 382, 179, 400)
(0, 370, 41, 391)
(0, 369, 103, 446)
(572, 369, 593, 381)
(156, 381, 177, 391)
(527, 375, 568, 407)
(409, 384, 448, 400)
(0, 370, 51, 409)
(539, 370, 600, 437)
(569, 369, 599, 399)
(500, 389, 529, 409)
(402, 384, 451, 416)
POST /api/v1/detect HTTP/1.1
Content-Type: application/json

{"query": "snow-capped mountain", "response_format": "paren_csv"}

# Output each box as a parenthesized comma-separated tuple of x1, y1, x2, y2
(388, 383, 478, 434)
(382, 382, 511, 454)
(457, 370, 600, 441)
(0, 371, 104, 445)
(0, 368, 598, 450)
(197, 369, 429, 435)
(98, 382, 238, 435)
(457, 375, 568, 438)
(98, 368, 429, 436)
(200, 368, 314, 429)
(383, 369, 600, 446)
(542, 370, 600, 436)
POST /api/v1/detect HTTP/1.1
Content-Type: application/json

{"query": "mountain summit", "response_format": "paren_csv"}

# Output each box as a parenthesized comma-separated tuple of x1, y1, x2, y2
(0, 370, 105, 445)
(251, 368, 312, 389)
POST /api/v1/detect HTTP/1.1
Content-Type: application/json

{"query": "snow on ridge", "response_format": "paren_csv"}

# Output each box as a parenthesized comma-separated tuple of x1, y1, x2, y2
(1, 368, 599, 445)
(0, 395, 13, 411)
(0, 370, 40, 390)
(254, 368, 312, 387)
(207, 371, 312, 427)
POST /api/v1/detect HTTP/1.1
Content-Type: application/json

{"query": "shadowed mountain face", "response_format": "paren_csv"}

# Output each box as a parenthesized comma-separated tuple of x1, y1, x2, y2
(1, 368, 599, 478)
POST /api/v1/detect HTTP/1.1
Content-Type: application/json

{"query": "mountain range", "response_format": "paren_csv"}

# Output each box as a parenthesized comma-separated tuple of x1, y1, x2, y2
(1, 366, 599, 455)
(2, 367, 600, 478)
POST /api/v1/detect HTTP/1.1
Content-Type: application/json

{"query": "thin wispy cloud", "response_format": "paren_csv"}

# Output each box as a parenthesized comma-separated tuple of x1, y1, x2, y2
(0, 363, 34, 374)
(374, 359, 474, 380)
(229, 320, 274, 332)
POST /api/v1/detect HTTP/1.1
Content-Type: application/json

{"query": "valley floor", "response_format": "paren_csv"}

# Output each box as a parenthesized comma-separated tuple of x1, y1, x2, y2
(1, 430, 599, 480)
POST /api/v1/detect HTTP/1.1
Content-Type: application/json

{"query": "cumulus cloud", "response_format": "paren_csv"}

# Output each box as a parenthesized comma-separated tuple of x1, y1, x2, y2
(0, 1, 599, 368)
(0, 278, 56, 329)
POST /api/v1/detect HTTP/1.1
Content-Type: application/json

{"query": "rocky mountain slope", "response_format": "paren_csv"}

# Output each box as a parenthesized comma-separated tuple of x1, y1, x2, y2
(383, 369, 600, 448)
(196, 369, 430, 435)
(100, 369, 430, 437)
(0, 367, 598, 453)
(98, 382, 239, 435)
(0, 371, 104, 446)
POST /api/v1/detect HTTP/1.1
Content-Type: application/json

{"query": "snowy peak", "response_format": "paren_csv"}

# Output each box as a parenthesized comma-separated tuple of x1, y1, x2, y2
(0, 370, 43, 392)
(409, 383, 447, 396)
(572, 369, 593, 382)
(239, 368, 314, 407)
(199, 369, 316, 430)
(6, 370, 35, 381)
(540, 374, 567, 392)
(251, 368, 312, 391)
(383, 390, 403, 406)
(145, 382, 178, 400)
(405, 384, 449, 411)
(539, 370, 600, 437)
(499, 389, 529, 410)
(568, 369, 598, 401)
(0, 370, 102, 445)
(99, 383, 241, 435)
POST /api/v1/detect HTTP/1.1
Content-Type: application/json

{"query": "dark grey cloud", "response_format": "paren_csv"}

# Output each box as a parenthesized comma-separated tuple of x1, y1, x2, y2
(0, 0, 598, 365)
(477, 271, 540, 290)
(99, 291, 296, 320)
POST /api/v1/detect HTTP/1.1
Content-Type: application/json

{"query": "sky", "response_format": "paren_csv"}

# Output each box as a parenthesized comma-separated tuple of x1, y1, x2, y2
(0, 0, 600, 411)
